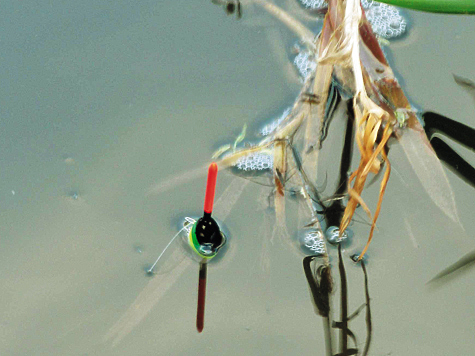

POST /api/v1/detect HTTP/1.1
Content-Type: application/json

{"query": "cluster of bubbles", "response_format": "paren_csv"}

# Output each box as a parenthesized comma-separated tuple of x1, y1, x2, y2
(325, 226, 351, 244)
(366, 3, 407, 39)
(301, 230, 327, 255)
(234, 151, 273, 171)
(298, 0, 407, 39)
(299, 226, 352, 255)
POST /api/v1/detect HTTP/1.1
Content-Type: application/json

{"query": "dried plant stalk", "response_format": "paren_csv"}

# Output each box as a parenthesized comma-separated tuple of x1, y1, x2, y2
(217, 0, 459, 258)
(315, 0, 458, 258)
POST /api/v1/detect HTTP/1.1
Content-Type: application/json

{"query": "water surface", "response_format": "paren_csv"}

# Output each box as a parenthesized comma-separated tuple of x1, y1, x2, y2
(0, 1, 474, 355)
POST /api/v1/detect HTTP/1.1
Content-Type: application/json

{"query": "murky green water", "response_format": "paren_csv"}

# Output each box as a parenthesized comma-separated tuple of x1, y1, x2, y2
(0, 1, 474, 355)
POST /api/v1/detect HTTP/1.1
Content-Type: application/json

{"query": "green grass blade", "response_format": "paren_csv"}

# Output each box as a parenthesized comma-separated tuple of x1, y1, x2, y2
(376, 0, 475, 14)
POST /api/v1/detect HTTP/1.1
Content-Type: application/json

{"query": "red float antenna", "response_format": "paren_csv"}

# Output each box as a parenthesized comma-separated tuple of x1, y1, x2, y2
(204, 162, 218, 215)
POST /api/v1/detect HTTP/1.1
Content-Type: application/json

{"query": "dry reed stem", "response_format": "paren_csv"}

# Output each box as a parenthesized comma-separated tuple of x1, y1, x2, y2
(227, 0, 426, 258)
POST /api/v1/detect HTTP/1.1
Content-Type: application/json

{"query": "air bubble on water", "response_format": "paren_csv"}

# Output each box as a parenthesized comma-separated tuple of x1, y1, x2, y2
(63, 190, 86, 204)
(325, 226, 353, 245)
(65, 191, 80, 201)
(390, 19, 401, 29)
